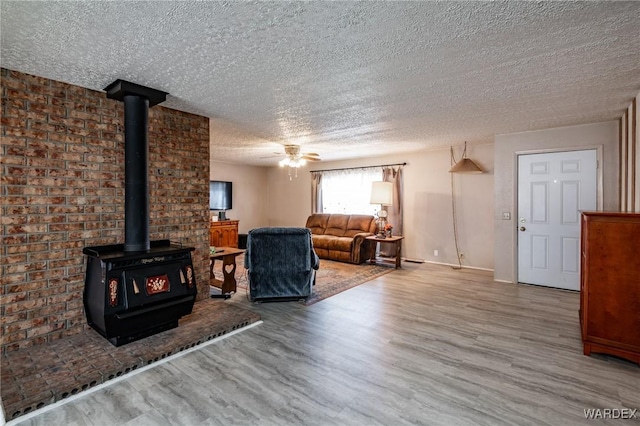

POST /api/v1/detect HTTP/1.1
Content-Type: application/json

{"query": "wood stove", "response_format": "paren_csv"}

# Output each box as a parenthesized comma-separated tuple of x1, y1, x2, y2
(83, 80, 197, 346)
(83, 240, 196, 346)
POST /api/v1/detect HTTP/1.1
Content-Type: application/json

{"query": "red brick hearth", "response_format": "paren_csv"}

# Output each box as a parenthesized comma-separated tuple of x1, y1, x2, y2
(1, 299, 261, 421)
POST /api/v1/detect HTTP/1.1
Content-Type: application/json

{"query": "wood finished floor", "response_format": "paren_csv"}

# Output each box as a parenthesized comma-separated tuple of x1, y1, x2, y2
(8, 262, 640, 426)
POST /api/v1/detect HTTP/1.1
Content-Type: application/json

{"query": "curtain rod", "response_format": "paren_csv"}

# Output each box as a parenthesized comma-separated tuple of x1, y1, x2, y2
(310, 162, 406, 173)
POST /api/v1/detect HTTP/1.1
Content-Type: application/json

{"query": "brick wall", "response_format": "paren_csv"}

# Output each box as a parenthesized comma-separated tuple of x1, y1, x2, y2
(1, 69, 210, 353)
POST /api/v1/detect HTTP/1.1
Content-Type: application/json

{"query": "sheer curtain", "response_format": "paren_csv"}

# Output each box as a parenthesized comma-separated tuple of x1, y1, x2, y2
(319, 167, 382, 215)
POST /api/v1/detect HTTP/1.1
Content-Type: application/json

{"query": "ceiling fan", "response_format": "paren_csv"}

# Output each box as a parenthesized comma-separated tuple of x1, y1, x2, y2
(277, 144, 321, 168)
(274, 144, 321, 180)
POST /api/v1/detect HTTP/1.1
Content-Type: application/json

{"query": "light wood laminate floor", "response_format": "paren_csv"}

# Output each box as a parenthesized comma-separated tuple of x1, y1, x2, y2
(8, 263, 639, 425)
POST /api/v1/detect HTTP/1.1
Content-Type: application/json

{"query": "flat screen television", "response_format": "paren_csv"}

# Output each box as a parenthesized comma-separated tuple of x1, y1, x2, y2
(209, 181, 232, 211)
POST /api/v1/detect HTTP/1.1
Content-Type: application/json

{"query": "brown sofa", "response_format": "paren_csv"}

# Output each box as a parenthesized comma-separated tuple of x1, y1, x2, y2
(305, 214, 377, 264)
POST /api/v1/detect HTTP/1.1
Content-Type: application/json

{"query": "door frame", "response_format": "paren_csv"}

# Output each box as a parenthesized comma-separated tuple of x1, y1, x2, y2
(512, 145, 604, 285)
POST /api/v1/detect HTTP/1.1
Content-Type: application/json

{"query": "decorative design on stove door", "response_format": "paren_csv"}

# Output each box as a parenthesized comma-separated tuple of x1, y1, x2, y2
(185, 265, 194, 288)
(108, 278, 118, 307)
(145, 274, 170, 295)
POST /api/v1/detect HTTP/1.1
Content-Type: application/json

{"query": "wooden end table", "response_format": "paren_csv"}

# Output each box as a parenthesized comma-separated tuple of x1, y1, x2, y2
(366, 235, 405, 269)
(209, 247, 245, 299)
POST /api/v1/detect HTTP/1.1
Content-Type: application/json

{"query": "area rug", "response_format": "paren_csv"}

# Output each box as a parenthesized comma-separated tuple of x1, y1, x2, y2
(1, 299, 261, 422)
(215, 254, 393, 305)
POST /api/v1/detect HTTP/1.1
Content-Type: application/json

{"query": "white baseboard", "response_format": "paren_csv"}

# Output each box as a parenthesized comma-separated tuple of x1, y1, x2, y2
(494, 279, 514, 284)
(423, 260, 494, 272)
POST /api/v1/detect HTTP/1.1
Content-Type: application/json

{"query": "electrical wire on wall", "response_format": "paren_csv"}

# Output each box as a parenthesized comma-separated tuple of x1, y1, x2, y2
(450, 147, 463, 270)
(449, 142, 483, 270)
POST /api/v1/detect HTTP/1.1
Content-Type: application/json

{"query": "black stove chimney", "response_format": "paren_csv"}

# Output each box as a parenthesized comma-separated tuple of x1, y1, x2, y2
(104, 80, 168, 252)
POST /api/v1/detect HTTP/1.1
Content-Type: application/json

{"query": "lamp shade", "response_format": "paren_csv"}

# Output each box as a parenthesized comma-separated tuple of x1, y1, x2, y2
(370, 181, 393, 206)
(449, 141, 484, 174)
(449, 158, 484, 174)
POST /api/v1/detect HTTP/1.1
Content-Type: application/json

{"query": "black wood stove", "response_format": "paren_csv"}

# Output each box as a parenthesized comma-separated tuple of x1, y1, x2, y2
(83, 240, 196, 346)
(83, 80, 197, 346)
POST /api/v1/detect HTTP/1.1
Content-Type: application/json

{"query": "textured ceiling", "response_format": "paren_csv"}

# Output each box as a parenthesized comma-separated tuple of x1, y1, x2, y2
(2, 1, 639, 165)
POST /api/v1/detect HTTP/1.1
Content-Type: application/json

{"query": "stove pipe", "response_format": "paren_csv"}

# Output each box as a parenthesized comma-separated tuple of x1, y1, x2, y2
(104, 80, 168, 252)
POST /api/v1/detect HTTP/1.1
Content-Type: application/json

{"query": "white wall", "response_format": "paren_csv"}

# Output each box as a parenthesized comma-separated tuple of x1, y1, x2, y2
(210, 120, 619, 276)
(267, 145, 495, 269)
(493, 121, 619, 283)
(266, 166, 314, 227)
(209, 160, 270, 234)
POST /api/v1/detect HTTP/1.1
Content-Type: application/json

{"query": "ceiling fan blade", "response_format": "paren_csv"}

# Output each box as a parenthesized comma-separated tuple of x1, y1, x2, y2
(302, 152, 320, 157)
(302, 155, 321, 161)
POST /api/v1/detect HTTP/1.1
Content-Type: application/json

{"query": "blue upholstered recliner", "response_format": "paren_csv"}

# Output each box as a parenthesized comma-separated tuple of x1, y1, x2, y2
(245, 227, 320, 302)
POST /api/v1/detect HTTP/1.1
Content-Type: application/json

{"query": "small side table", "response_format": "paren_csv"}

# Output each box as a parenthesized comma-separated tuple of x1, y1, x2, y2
(209, 247, 245, 299)
(366, 235, 405, 269)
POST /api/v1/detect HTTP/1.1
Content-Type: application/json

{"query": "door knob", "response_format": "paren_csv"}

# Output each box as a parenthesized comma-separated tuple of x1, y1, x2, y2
(519, 226, 526, 232)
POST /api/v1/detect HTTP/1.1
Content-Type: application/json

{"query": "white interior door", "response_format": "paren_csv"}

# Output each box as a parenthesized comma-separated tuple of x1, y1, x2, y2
(517, 150, 597, 290)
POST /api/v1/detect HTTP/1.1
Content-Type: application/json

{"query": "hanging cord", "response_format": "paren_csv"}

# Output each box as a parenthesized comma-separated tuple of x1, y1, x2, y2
(450, 147, 463, 270)
(243, 268, 252, 302)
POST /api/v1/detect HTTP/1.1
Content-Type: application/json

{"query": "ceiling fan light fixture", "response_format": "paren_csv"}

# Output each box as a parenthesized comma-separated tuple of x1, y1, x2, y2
(279, 157, 306, 168)
(278, 144, 319, 179)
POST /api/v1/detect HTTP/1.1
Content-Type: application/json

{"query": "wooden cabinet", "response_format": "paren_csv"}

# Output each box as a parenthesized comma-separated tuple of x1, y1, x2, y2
(580, 212, 640, 364)
(209, 220, 239, 248)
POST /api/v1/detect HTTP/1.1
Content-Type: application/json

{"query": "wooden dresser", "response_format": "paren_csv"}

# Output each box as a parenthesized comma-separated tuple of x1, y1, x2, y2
(580, 212, 640, 364)
(209, 220, 239, 248)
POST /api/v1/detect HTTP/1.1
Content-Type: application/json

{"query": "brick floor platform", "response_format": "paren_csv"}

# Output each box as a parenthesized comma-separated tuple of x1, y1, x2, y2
(1, 299, 261, 421)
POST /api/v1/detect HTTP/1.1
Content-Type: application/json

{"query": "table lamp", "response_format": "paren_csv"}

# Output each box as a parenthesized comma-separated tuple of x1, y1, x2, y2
(370, 181, 393, 237)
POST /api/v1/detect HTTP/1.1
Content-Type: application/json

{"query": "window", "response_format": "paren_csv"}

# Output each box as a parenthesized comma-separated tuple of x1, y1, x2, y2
(320, 168, 382, 215)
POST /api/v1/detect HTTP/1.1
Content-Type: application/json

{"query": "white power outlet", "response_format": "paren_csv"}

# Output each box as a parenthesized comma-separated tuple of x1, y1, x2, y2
(433, 249, 439, 256)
